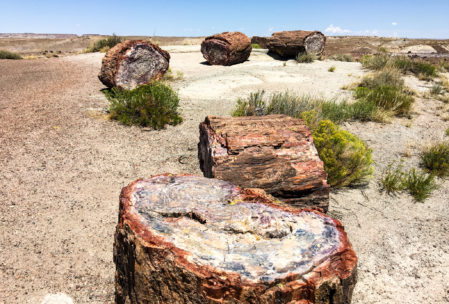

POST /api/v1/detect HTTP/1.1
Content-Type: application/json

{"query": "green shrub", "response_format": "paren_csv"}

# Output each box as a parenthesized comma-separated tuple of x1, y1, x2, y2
(403, 168, 438, 202)
(330, 54, 354, 62)
(355, 69, 414, 116)
(0, 49, 22, 59)
(251, 43, 261, 49)
(446, 128, 449, 136)
(360, 53, 389, 70)
(360, 53, 438, 79)
(380, 163, 438, 202)
(232, 91, 267, 116)
(87, 34, 122, 53)
(104, 81, 182, 129)
(328, 66, 336, 72)
(354, 85, 414, 116)
(430, 83, 443, 95)
(312, 120, 373, 187)
(232, 91, 378, 124)
(420, 142, 449, 177)
(359, 68, 404, 89)
(438, 61, 449, 72)
(296, 52, 316, 63)
(380, 163, 406, 193)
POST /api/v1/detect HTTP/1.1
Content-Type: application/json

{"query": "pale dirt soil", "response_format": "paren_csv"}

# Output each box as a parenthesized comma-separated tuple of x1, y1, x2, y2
(0, 47, 448, 304)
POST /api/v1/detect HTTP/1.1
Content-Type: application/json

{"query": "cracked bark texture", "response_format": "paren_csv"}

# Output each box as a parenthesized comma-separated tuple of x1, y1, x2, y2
(267, 31, 326, 58)
(201, 32, 252, 66)
(198, 115, 330, 212)
(98, 40, 170, 90)
(114, 174, 357, 304)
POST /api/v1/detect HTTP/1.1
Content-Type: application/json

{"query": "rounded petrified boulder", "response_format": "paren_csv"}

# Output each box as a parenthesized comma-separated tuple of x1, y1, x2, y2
(201, 32, 252, 65)
(267, 30, 326, 58)
(98, 40, 170, 90)
(114, 174, 357, 304)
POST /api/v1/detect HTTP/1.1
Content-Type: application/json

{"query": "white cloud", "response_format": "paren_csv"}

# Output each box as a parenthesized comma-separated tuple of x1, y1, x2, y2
(392, 22, 398, 26)
(324, 24, 351, 34)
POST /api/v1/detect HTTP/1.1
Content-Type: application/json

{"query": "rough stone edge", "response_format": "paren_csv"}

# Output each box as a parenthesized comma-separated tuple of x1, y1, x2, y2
(114, 174, 357, 303)
(198, 115, 330, 211)
(98, 40, 170, 88)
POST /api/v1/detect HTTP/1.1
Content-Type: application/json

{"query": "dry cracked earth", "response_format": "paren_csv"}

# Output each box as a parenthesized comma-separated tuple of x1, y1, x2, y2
(0, 46, 448, 304)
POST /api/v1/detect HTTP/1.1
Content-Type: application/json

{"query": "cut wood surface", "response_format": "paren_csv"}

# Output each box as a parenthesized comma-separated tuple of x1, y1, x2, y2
(267, 31, 326, 58)
(98, 40, 170, 90)
(201, 32, 252, 65)
(198, 115, 330, 212)
(114, 174, 357, 304)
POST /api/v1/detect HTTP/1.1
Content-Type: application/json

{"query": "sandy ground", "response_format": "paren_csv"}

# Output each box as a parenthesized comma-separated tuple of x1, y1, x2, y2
(1, 47, 448, 304)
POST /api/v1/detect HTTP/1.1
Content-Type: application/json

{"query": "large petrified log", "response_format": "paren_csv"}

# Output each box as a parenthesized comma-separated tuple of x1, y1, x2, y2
(251, 36, 270, 49)
(114, 174, 357, 304)
(198, 115, 330, 212)
(98, 40, 170, 90)
(267, 31, 326, 58)
(201, 32, 252, 65)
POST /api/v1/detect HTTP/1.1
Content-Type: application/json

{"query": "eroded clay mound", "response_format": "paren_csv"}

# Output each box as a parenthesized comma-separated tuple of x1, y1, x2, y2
(98, 40, 170, 90)
(115, 174, 357, 304)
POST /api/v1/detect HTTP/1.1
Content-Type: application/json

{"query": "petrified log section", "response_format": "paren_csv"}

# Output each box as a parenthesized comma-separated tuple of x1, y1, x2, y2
(201, 32, 252, 65)
(98, 40, 170, 90)
(251, 36, 270, 49)
(198, 115, 330, 211)
(267, 31, 326, 58)
(114, 174, 357, 304)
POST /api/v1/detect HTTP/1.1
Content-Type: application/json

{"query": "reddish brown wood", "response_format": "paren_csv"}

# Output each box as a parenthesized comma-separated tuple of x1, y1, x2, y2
(251, 36, 270, 49)
(198, 115, 330, 212)
(201, 32, 252, 65)
(114, 174, 357, 304)
(98, 40, 170, 90)
(267, 31, 326, 58)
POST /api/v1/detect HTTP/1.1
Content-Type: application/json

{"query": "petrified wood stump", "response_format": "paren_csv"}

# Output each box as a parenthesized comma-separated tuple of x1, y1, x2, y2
(267, 31, 326, 58)
(114, 174, 357, 304)
(201, 32, 252, 65)
(98, 40, 170, 90)
(198, 115, 330, 212)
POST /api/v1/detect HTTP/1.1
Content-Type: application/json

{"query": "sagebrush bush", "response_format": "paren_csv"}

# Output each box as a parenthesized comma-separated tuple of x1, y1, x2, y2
(251, 43, 261, 49)
(355, 68, 414, 116)
(420, 142, 449, 177)
(360, 52, 438, 79)
(360, 53, 390, 70)
(328, 66, 336, 72)
(380, 163, 405, 193)
(380, 162, 438, 202)
(296, 52, 316, 63)
(104, 81, 182, 129)
(312, 120, 374, 187)
(87, 34, 122, 52)
(0, 49, 22, 59)
(233, 90, 380, 123)
(403, 168, 438, 202)
(430, 83, 443, 95)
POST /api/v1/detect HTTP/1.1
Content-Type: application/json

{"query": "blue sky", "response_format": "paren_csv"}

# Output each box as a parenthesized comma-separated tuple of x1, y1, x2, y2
(1, 0, 448, 38)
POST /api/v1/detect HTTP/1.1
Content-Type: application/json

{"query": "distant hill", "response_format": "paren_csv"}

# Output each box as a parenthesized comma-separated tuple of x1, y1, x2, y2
(0, 33, 79, 39)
